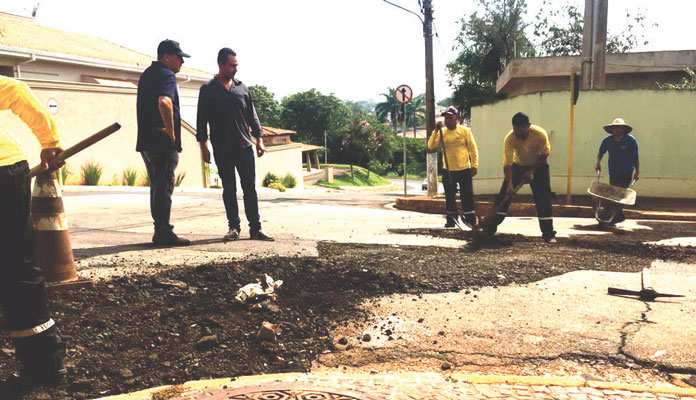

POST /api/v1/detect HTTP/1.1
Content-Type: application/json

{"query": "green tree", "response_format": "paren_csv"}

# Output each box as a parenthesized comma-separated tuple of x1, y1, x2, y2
(533, 0, 654, 56)
(375, 87, 400, 132)
(280, 89, 351, 146)
(658, 68, 696, 90)
(447, 0, 535, 118)
(404, 94, 425, 131)
(249, 85, 283, 127)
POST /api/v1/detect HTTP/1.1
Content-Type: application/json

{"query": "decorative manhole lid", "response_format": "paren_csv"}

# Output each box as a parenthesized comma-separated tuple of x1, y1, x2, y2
(181, 384, 380, 400)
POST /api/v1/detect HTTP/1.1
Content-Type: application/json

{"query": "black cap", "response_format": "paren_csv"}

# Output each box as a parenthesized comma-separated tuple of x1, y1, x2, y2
(157, 39, 190, 59)
(440, 106, 459, 116)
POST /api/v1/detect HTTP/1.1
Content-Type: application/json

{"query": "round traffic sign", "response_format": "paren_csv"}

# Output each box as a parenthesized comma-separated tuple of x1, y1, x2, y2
(394, 84, 413, 105)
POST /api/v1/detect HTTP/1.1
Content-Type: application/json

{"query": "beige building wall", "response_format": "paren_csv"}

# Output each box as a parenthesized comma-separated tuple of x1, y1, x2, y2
(255, 142, 304, 190)
(0, 80, 203, 186)
(470, 89, 696, 198)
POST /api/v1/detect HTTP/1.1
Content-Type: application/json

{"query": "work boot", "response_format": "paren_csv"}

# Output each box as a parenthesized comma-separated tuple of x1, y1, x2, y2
(445, 214, 457, 228)
(250, 230, 274, 241)
(462, 214, 477, 230)
(153, 231, 191, 246)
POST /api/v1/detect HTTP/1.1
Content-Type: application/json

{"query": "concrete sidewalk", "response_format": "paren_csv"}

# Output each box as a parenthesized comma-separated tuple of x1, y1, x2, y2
(100, 371, 696, 399)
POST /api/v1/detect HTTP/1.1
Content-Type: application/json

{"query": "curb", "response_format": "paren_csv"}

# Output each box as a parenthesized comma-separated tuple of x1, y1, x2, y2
(395, 196, 696, 222)
(96, 372, 696, 399)
(316, 183, 396, 192)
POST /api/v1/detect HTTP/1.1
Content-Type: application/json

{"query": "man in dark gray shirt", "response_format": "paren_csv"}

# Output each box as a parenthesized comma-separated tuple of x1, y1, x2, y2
(196, 47, 273, 241)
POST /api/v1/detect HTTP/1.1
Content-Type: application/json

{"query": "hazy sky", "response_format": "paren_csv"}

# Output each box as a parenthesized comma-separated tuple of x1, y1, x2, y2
(4, 0, 695, 103)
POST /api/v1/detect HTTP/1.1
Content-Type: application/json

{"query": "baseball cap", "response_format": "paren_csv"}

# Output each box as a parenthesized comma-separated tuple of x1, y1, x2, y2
(440, 106, 459, 116)
(157, 39, 191, 59)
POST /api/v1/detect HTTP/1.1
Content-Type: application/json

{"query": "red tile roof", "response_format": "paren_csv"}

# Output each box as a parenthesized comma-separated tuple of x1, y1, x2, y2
(262, 126, 296, 136)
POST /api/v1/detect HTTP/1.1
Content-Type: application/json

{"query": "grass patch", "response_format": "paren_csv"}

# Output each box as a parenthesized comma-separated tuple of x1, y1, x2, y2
(318, 167, 390, 188)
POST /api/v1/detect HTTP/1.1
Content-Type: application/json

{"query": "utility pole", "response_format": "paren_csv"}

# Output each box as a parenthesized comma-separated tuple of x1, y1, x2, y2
(423, 0, 438, 197)
(593, 0, 608, 88)
(382, 0, 437, 196)
(581, 0, 594, 89)
(581, 0, 608, 89)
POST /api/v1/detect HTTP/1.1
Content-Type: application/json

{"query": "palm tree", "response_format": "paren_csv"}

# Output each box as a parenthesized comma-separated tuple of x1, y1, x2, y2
(405, 94, 426, 133)
(375, 88, 400, 132)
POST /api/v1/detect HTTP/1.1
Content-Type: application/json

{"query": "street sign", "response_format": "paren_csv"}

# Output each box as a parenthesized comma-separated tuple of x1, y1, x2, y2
(394, 84, 413, 105)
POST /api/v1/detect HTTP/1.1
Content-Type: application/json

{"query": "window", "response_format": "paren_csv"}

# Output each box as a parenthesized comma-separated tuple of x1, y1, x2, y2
(0, 65, 14, 77)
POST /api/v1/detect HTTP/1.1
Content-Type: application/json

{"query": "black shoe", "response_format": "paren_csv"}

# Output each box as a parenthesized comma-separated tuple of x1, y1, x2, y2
(153, 231, 191, 246)
(612, 214, 626, 224)
(445, 220, 456, 228)
(250, 230, 275, 241)
(445, 215, 458, 228)
(543, 231, 557, 243)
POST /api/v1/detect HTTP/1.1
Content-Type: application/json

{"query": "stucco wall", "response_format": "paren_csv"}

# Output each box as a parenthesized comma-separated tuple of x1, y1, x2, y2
(470, 89, 696, 198)
(255, 143, 304, 190)
(0, 80, 203, 186)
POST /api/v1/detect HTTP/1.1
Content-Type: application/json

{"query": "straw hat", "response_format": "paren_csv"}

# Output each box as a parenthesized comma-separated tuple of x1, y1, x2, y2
(603, 118, 633, 134)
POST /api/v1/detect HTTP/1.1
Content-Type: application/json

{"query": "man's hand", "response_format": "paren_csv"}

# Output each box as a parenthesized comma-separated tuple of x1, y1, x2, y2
(633, 171, 640, 182)
(40, 147, 65, 172)
(471, 167, 478, 177)
(157, 126, 175, 143)
(435, 121, 443, 130)
(199, 142, 211, 163)
(256, 140, 266, 157)
(595, 162, 601, 172)
(506, 183, 517, 199)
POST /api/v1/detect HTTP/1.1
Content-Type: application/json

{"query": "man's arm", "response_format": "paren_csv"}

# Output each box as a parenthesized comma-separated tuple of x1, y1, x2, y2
(196, 86, 211, 163)
(633, 158, 640, 181)
(157, 95, 175, 143)
(595, 152, 604, 171)
(467, 128, 479, 177)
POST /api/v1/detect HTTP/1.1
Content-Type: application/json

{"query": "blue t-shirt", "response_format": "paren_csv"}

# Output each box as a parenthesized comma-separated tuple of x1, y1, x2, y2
(136, 62, 182, 152)
(598, 134, 639, 177)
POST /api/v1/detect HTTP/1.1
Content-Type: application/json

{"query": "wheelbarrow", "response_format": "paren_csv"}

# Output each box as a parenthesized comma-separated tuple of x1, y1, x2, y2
(587, 171, 636, 224)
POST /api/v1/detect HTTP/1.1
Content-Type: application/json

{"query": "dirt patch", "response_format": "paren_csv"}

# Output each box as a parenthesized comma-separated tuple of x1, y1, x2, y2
(1, 228, 694, 399)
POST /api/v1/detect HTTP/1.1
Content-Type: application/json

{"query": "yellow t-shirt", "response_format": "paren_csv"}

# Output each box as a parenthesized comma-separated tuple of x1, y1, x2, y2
(0, 77, 63, 167)
(427, 124, 479, 171)
(502, 124, 550, 167)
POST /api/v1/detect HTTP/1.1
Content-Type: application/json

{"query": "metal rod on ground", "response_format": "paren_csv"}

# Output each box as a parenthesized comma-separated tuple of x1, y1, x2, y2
(30, 122, 122, 177)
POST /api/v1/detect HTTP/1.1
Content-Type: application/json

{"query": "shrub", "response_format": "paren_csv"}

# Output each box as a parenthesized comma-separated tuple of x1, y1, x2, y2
(263, 172, 278, 187)
(268, 182, 286, 192)
(122, 167, 138, 186)
(281, 173, 296, 188)
(175, 172, 186, 187)
(142, 171, 151, 187)
(81, 160, 103, 186)
(59, 164, 71, 184)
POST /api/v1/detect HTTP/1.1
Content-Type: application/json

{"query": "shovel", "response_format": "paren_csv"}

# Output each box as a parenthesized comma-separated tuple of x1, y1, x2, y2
(478, 175, 530, 236)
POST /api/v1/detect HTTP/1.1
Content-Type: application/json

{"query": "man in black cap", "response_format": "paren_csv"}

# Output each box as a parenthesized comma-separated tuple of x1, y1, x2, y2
(136, 39, 191, 246)
(427, 106, 479, 229)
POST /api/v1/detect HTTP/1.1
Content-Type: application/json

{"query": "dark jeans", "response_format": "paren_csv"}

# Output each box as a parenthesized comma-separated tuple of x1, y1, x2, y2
(0, 161, 64, 373)
(443, 168, 476, 225)
(493, 163, 555, 238)
(609, 173, 633, 222)
(214, 146, 261, 233)
(141, 151, 179, 234)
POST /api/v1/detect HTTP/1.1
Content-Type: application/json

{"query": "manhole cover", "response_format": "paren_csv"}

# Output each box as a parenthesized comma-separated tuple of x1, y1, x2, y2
(184, 384, 379, 400)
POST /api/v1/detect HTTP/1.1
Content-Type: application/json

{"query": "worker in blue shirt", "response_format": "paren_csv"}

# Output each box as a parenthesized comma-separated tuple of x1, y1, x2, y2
(595, 117, 640, 224)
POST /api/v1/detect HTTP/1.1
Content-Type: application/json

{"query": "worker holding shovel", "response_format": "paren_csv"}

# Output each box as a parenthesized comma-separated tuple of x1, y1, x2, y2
(485, 112, 556, 243)
(427, 106, 479, 229)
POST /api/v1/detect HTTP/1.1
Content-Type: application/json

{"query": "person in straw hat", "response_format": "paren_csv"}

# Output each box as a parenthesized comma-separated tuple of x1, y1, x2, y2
(594, 117, 640, 224)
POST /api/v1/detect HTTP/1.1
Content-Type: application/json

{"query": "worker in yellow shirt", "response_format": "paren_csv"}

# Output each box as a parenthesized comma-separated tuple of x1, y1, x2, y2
(428, 106, 479, 229)
(0, 76, 67, 392)
(489, 112, 556, 242)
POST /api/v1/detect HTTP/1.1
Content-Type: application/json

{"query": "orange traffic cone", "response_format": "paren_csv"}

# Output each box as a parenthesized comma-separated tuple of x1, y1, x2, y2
(31, 171, 93, 290)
